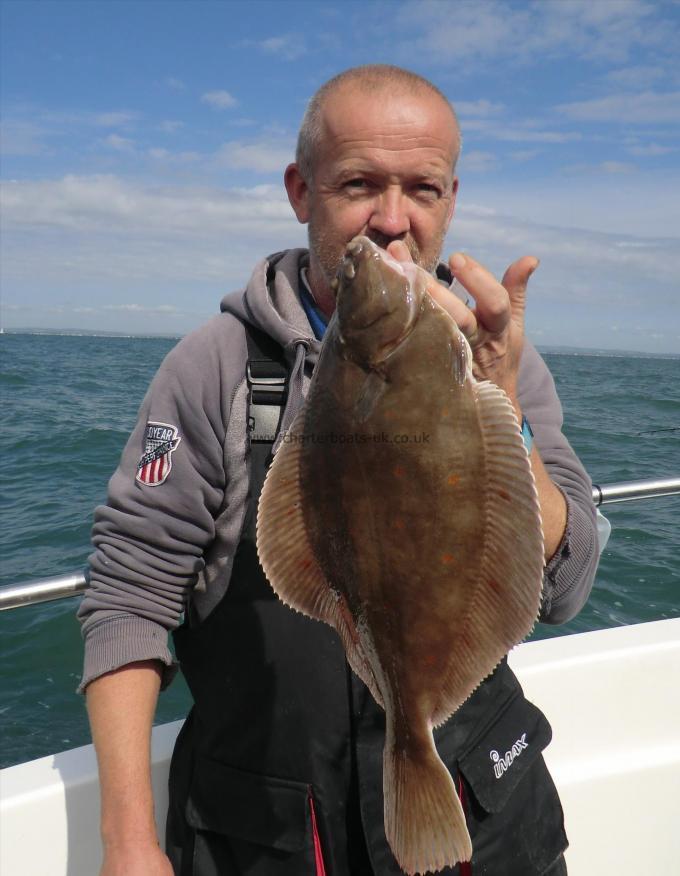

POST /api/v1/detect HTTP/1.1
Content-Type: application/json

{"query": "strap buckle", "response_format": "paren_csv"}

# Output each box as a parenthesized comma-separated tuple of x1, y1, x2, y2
(246, 361, 287, 443)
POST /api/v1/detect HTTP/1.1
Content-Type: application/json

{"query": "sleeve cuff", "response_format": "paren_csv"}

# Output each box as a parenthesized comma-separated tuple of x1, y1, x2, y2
(77, 614, 179, 694)
(540, 492, 598, 624)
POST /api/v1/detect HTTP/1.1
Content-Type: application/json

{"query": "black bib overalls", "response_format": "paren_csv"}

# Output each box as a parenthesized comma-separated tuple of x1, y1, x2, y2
(166, 364, 568, 876)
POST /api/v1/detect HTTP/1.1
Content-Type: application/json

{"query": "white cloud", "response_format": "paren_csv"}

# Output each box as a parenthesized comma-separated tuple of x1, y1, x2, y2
(94, 111, 137, 127)
(215, 140, 294, 173)
(461, 171, 680, 238)
(257, 35, 306, 61)
(510, 149, 540, 162)
(459, 150, 497, 172)
(104, 134, 135, 153)
(453, 99, 505, 117)
(452, 202, 680, 282)
(147, 147, 200, 163)
(600, 160, 635, 174)
(201, 90, 238, 110)
(2, 171, 678, 351)
(498, 129, 581, 144)
(605, 64, 668, 89)
(625, 142, 676, 156)
(1, 109, 140, 155)
(396, 0, 675, 66)
(614, 240, 661, 249)
(461, 118, 581, 144)
(557, 90, 680, 124)
(102, 303, 183, 315)
(159, 120, 183, 133)
(445, 203, 680, 348)
(2, 303, 31, 312)
(0, 175, 295, 237)
(165, 76, 186, 92)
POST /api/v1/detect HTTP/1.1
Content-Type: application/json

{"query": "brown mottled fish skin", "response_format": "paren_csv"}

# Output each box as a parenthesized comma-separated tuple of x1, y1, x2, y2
(256, 236, 544, 875)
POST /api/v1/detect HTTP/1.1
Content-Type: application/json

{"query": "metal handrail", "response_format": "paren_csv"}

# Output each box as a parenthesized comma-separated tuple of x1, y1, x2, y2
(0, 572, 88, 611)
(591, 477, 680, 506)
(1, 476, 678, 611)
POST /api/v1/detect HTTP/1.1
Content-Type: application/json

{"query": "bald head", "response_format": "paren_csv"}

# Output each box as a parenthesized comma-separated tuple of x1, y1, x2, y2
(296, 65, 461, 185)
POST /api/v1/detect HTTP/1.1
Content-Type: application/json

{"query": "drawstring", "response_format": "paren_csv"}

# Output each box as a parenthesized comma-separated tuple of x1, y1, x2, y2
(272, 338, 308, 454)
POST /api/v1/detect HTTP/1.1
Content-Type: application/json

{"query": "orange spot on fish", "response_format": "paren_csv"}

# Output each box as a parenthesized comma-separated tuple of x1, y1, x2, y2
(300, 558, 313, 570)
(394, 518, 405, 530)
(441, 553, 455, 565)
(423, 653, 437, 667)
(394, 465, 405, 478)
(447, 474, 460, 487)
(497, 489, 511, 501)
(441, 408, 450, 418)
(487, 578, 501, 594)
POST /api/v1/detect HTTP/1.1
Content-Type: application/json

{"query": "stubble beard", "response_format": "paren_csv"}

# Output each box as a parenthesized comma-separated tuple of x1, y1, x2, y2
(308, 218, 446, 294)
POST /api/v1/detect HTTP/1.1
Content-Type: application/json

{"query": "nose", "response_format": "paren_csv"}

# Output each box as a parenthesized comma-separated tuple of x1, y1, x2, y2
(367, 187, 410, 240)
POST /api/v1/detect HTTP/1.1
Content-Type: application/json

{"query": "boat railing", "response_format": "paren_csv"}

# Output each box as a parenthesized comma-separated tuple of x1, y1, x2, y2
(1, 476, 678, 612)
(591, 476, 680, 506)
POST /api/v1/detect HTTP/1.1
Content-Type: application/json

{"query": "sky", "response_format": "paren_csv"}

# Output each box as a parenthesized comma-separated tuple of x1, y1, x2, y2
(1, 0, 679, 353)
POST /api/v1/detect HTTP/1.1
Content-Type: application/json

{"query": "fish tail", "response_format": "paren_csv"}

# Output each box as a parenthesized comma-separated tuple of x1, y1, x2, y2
(383, 727, 472, 875)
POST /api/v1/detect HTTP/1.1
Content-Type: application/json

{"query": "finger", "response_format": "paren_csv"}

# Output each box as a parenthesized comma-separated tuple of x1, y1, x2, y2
(501, 256, 539, 324)
(386, 240, 413, 263)
(388, 240, 478, 337)
(426, 277, 478, 339)
(449, 252, 509, 336)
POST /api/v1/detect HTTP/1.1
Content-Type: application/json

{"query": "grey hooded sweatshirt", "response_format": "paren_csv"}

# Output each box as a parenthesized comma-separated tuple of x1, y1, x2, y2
(77, 249, 599, 693)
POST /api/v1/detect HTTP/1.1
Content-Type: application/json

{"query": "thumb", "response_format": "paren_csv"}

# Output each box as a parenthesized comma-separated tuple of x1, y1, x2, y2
(501, 255, 539, 325)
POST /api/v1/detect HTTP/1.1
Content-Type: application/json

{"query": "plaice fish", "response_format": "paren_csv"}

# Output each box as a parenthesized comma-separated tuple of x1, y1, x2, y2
(257, 236, 544, 875)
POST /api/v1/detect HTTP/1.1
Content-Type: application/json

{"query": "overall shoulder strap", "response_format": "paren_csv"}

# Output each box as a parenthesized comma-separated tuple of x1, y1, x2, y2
(243, 324, 289, 446)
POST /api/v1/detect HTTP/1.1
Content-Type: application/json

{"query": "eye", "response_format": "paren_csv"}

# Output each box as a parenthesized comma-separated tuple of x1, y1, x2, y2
(345, 178, 369, 189)
(415, 182, 441, 198)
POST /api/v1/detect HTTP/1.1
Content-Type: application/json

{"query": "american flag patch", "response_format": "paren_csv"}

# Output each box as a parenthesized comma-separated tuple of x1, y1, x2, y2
(136, 421, 181, 487)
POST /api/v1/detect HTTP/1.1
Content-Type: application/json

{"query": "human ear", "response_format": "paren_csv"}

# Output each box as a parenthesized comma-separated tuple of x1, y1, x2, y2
(284, 163, 310, 223)
(447, 176, 459, 225)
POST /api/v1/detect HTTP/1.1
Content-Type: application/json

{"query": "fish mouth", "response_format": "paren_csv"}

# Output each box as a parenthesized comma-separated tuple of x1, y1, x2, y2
(345, 236, 415, 280)
(334, 235, 424, 365)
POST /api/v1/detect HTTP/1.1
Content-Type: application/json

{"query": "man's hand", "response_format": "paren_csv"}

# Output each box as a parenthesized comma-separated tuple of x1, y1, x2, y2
(100, 840, 174, 876)
(388, 241, 538, 403)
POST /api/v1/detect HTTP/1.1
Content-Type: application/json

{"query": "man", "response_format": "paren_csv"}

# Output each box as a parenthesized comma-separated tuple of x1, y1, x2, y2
(79, 65, 599, 876)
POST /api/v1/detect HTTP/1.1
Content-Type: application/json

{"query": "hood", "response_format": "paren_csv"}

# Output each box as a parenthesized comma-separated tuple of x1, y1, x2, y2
(220, 248, 323, 370)
(219, 249, 458, 451)
(220, 247, 326, 452)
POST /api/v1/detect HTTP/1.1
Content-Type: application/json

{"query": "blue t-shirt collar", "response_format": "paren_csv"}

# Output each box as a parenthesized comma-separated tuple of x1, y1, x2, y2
(299, 269, 329, 340)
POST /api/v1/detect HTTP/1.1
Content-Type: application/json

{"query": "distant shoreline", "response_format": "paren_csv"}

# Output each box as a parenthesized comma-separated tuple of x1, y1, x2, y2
(1, 328, 182, 340)
(1, 328, 678, 359)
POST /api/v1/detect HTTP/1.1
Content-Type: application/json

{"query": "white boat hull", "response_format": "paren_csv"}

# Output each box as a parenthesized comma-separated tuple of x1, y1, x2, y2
(2, 618, 679, 875)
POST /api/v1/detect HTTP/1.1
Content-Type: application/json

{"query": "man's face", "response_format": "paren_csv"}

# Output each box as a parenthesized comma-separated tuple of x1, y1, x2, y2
(288, 85, 459, 300)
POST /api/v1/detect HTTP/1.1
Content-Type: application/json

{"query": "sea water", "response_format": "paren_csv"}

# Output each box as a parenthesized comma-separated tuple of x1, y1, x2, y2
(1, 333, 678, 767)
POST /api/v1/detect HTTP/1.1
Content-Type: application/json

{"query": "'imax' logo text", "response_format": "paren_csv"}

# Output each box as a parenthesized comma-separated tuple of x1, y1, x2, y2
(490, 733, 529, 779)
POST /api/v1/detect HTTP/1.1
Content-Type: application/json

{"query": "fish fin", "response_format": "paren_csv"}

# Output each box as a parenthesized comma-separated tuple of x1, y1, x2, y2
(384, 718, 471, 875)
(431, 380, 544, 727)
(257, 408, 385, 709)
